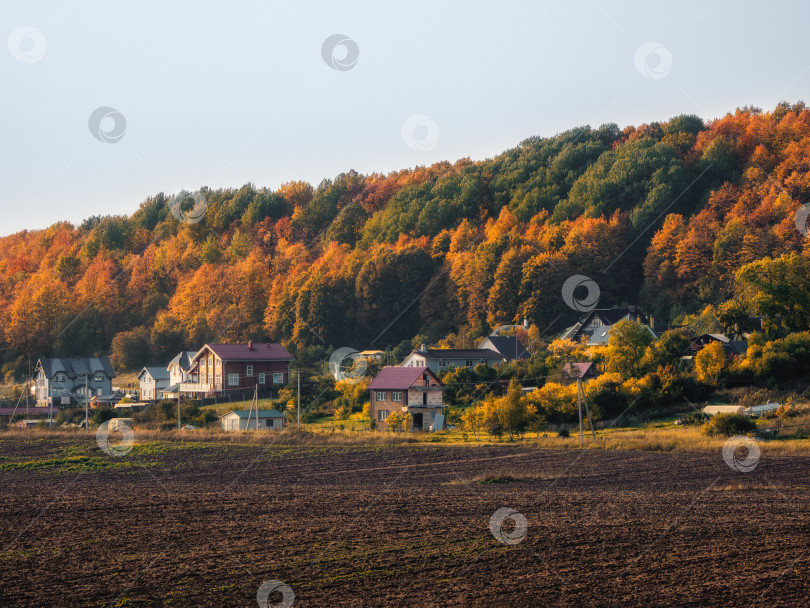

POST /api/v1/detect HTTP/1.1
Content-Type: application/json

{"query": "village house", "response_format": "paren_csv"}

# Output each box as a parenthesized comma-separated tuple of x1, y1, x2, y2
(182, 342, 293, 397)
(168, 351, 198, 385)
(161, 350, 198, 399)
(689, 334, 748, 357)
(560, 307, 655, 345)
(400, 345, 504, 374)
(562, 362, 598, 382)
(137, 367, 171, 401)
(220, 409, 284, 431)
(34, 357, 115, 406)
(368, 366, 447, 431)
(477, 335, 529, 361)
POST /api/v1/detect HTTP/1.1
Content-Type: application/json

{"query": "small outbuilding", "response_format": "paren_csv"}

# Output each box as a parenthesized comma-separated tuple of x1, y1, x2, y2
(220, 409, 284, 431)
(702, 405, 745, 416)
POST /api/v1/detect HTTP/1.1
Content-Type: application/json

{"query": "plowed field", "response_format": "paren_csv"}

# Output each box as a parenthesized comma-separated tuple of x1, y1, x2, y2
(1, 435, 808, 607)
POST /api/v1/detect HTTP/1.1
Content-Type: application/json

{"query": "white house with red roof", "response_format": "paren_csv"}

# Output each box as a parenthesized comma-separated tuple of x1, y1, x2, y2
(368, 366, 447, 431)
(181, 342, 293, 396)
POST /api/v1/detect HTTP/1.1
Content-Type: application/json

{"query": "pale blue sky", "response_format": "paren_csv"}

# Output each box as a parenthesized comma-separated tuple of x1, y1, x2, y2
(2, 0, 809, 235)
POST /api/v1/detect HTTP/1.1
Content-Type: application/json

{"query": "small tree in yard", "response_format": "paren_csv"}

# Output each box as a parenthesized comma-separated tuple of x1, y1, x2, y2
(461, 404, 486, 439)
(496, 380, 531, 440)
(385, 411, 412, 432)
(695, 342, 728, 386)
(703, 413, 757, 437)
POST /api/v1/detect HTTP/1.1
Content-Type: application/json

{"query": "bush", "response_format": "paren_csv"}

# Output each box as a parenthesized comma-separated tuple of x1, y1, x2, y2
(702, 413, 757, 437)
(558, 427, 570, 438)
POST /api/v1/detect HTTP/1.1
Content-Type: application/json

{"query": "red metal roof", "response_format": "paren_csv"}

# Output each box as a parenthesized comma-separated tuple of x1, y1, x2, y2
(194, 343, 293, 362)
(563, 362, 593, 377)
(368, 366, 441, 390)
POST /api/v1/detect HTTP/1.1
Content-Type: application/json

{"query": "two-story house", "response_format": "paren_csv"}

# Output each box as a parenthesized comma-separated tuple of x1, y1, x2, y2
(559, 307, 657, 345)
(183, 342, 293, 396)
(137, 367, 171, 401)
(35, 357, 115, 406)
(368, 366, 446, 431)
(400, 345, 504, 374)
(168, 350, 198, 385)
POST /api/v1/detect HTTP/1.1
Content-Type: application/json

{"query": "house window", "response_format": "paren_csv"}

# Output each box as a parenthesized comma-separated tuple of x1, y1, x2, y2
(417, 360, 424, 367)
(378, 410, 389, 421)
(259, 373, 266, 384)
(228, 373, 239, 386)
(56, 373, 65, 382)
(96, 388, 102, 396)
(216, 359, 221, 368)
(430, 411, 436, 420)
(273, 373, 284, 384)
(207, 374, 212, 384)
(392, 391, 402, 402)
(266, 419, 273, 427)
(465, 360, 473, 367)
(216, 373, 221, 385)
(439, 360, 446, 367)
(376, 391, 386, 401)
(94, 372, 104, 382)
(246, 365, 253, 377)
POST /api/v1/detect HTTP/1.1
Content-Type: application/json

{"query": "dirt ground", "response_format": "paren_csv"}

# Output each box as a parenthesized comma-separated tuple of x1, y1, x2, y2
(0, 435, 808, 607)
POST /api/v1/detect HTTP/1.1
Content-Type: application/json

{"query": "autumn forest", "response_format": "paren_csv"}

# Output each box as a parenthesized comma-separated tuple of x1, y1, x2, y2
(2, 102, 810, 381)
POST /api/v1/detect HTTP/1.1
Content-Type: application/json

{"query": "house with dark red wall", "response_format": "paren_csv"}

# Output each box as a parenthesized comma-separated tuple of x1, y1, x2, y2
(183, 342, 293, 396)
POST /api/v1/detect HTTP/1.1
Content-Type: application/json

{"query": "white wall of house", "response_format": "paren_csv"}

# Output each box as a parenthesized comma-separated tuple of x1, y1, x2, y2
(220, 413, 283, 431)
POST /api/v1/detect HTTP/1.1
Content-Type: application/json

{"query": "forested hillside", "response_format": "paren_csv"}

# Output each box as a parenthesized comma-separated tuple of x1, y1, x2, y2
(2, 102, 809, 379)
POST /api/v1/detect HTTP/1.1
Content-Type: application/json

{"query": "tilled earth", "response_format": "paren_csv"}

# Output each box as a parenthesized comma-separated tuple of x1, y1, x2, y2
(0, 436, 808, 607)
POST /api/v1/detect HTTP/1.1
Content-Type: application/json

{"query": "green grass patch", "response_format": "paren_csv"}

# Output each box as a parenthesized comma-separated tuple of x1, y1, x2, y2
(0, 455, 141, 472)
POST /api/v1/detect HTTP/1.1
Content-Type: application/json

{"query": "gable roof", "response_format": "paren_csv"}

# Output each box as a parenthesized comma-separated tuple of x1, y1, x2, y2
(168, 351, 197, 371)
(138, 367, 171, 381)
(478, 336, 529, 359)
(192, 343, 293, 363)
(223, 409, 284, 419)
(368, 366, 443, 390)
(37, 357, 115, 379)
(408, 348, 504, 361)
(563, 362, 594, 377)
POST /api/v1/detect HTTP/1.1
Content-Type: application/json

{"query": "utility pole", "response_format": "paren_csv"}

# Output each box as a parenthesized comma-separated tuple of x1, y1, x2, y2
(297, 368, 301, 430)
(576, 375, 597, 446)
(577, 377, 583, 448)
(84, 373, 89, 431)
(177, 388, 181, 430)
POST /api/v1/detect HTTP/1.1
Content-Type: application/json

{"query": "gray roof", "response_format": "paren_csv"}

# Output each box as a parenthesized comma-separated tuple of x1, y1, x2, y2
(37, 357, 115, 379)
(224, 409, 284, 419)
(138, 367, 171, 381)
(168, 351, 198, 371)
(410, 348, 504, 360)
(479, 336, 529, 359)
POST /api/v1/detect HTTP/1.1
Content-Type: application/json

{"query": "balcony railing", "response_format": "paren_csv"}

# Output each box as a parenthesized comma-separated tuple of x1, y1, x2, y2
(179, 382, 212, 393)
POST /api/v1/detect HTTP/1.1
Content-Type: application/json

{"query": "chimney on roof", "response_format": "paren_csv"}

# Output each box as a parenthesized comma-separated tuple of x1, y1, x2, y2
(523, 318, 529, 329)
(420, 344, 427, 352)
(248, 341, 253, 350)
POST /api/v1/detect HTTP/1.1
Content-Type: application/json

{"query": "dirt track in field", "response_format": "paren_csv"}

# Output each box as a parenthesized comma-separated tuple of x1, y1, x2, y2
(1, 436, 809, 607)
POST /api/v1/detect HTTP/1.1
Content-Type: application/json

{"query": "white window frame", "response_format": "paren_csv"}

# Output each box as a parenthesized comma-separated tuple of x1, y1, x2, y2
(392, 391, 402, 402)
(378, 410, 389, 421)
(376, 391, 386, 401)
(246, 365, 253, 377)
(228, 373, 239, 386)
(273, 373, 284, 384)
(94, 372, 104, 382)
(259, 373, 266, 384)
